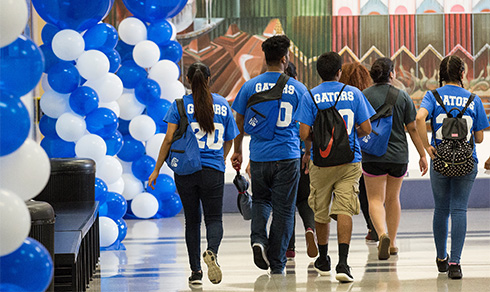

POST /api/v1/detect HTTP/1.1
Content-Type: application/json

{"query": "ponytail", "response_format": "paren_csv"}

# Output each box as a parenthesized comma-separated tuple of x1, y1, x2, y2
(187, 63, 214, 134)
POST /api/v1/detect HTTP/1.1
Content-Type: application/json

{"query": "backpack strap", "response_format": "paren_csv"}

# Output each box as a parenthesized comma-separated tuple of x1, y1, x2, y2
(431, 89, 450, 116)
(171, 98, 189, 143)
(370, 85, 399, 121)
(246, 73, 290, 107)
(459, 93, 475, 117)
(308, 90, 320, 110)
(308, 84, 347, 111)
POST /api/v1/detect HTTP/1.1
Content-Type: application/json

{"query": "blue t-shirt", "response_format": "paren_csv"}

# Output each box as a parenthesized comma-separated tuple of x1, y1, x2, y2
(419, 85, 489, 163)
(232, 72, 308, 162)
(164, 93, 240, 172)
(296, 81, 375, 163)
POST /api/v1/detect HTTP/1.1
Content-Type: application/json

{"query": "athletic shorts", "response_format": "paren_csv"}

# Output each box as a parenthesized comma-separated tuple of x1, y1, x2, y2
(362, 162, 408, 178)
(308, 162, 361, 223)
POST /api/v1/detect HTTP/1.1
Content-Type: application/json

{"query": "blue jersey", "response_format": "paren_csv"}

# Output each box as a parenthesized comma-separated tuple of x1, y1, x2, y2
(296, 81, 375, 163)
(165, 93, 240, 172)
(232, 72, 308, 162)
(419, 85, 489, 163)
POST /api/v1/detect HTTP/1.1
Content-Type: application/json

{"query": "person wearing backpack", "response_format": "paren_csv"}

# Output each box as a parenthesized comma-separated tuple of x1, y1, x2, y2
(230, 35, 308, 275)
(148, 62, 239, 286)
(416, 55, 489, 279)
(361, 58, 428, 260)
(296, 51, 375, 283)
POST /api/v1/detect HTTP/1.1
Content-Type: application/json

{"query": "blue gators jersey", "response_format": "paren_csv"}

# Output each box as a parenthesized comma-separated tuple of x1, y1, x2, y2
(296, 81, 375, 163)
(232, 72, 308, 162)
(165, 93, 240, 172)
(420, 85, 489, 163)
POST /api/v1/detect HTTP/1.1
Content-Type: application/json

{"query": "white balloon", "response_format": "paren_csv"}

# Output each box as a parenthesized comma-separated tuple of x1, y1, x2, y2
(107, 177, 125, 194)
(84, 73, 123, 103)
(146, 133, 165, 160)
(121, 173, 143, 201)
(117, 92, 145, 120)
(52, 29, 85, 61)
(118, 17, 147, 46)
(160, 81, 186, 102)
(0, 139, 50, 200)
(99, 216, 118, 247)
(56, 113, 86, 142)
(131, 192, 159, 219)
(76, 50, 110, 80)
(0, 189, 30, 256)
(148, 60, 180, 87)
(133, 40, 160, 68)
(96, 155, 123, 184)
(0, 0, 28, 48)
(129, 115, 156, 142)
(117, 158, 133, 174)
(41, 74, 52, 92)
(40, 91, 70, 118)
(168, 21, 177, 41)
(159, 163, 174, 177)
(99, 101, 120, 118)
(75, 134, 107, 162)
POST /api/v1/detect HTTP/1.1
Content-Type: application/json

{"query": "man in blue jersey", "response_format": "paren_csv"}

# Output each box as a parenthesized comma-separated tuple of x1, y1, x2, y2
(231, 35, 308, 274)
(296, 52, 375, 283)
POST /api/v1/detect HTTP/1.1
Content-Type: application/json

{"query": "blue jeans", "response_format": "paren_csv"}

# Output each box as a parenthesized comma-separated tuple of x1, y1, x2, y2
(250, 158, 300, 272)
(175, 167, 224, 272)
(430, 162, 477, 264)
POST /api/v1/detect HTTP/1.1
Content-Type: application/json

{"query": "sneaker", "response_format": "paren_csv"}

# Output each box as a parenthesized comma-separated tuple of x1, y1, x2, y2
(365, 229, 378, 243)
(314, 255, 331, 276)
(436, 255, 449, 273)
(377, 233, 390, 260)
(335, 263, 354, 283)
(305, 228, 319, 258)
(188, 270, 203, 285)
(286, 249, 296, 260)
(203, 250, 222, 284)
(252, 243, 270, 270)
(389, 247, 399, 255)
(448, 263, 462, 279)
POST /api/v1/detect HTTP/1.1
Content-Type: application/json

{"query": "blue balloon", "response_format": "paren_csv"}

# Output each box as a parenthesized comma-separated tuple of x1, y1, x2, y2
(31, 0, 113, 32)
(135, 79, 161, 106)
(99, 192, 128, 220)
(159, 41, 183, 63)
(148, 188, 173, 202)
(122, 0, 188, 23)
(158, 193, 182, 218)
(0, 92, 30, 156)
(115, 218, 128, 241)
(100, 48, 121, 73)
(41, 23, 60, 45)
(47, 61, 80, 94)
(131, 155, 156, 181)
(95, 178, 108, 200)
(83, 23, 118, 50)
(117, 135, 145, 162)
(147, 98, 171, 126)
(39, 115, 58, 138)
(0, 237, 53, 292)
(148, 20, 173, 46)
(116, 60, 147, 89)
(115, 41, 134, 62)
(104, 130, 123, 156)
(118, 118, 130, 135)
(0, 283, 23, 291)
(85, 108, 118, 138)
(69, 86, 99, 116)
(40, 136, 76, 158)
(39, 44, 60, 73)
(149, 174, 176, 194)
(0, 35, 44, 97)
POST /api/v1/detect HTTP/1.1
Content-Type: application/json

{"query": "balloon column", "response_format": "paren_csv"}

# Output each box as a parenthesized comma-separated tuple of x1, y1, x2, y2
(0, 1, 53, 291)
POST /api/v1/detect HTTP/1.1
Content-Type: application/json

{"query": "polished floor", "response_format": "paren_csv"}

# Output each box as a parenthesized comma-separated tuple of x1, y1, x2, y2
(88, 209, 490, 292)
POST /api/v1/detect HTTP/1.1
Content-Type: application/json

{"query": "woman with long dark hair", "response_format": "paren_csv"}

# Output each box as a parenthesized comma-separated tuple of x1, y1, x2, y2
(416, 55, 488, 279)
(362, 57, 428, 260)
(149, 62, 239, 286)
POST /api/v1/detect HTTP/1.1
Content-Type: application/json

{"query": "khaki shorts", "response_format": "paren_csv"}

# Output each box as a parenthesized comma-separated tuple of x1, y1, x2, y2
(308, 162, 361, 223)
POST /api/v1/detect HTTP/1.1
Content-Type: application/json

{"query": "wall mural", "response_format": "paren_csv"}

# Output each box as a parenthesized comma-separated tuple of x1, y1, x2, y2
(109, 0, 490, 116)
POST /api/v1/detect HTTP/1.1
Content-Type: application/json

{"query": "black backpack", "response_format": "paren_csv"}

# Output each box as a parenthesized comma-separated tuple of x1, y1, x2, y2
(431, 90, 475, 177)
(308, 84, 354, 167)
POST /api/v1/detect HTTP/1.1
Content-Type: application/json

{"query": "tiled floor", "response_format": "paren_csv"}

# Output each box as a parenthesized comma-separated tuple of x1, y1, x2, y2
(88, 209, 490, 292)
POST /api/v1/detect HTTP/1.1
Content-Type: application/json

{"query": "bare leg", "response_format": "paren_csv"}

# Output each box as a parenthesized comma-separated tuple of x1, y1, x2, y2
(385, 176, 404, 248)
(315, 221, 330, 245)
(364, 174, 388, 236)
(337, 214, 352, 244)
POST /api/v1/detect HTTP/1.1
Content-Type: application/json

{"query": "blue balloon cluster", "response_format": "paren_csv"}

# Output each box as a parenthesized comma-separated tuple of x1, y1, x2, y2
(122, 0, 188, 23)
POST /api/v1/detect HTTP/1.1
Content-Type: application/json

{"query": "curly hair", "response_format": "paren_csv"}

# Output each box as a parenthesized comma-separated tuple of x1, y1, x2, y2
(339, 62, 372, 91)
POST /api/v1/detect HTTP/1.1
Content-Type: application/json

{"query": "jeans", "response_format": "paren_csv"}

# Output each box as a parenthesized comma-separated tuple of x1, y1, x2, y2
(250, 158, 300, 272)
(175, 167, 224, 272)
(430, 162, 477, 264)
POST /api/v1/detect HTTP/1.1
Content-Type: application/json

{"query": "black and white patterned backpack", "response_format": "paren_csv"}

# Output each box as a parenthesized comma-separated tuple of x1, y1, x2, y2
(431, 90, 475, 177)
